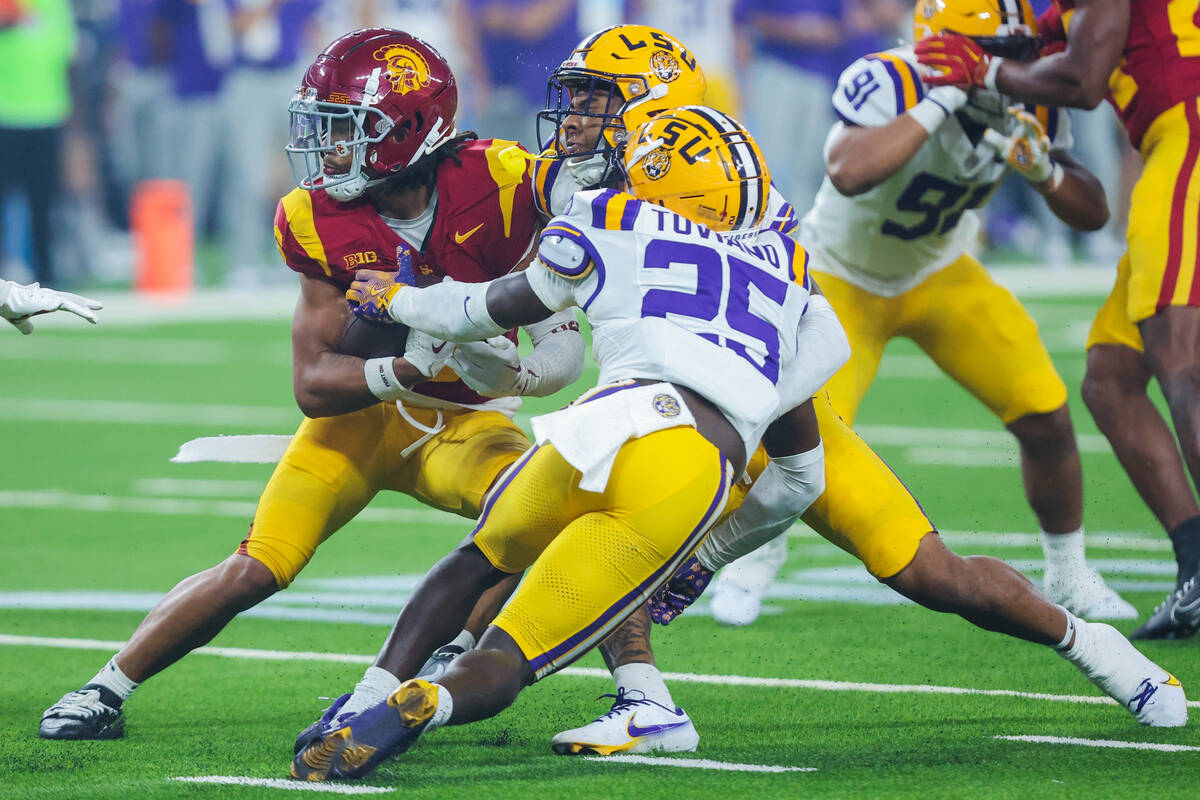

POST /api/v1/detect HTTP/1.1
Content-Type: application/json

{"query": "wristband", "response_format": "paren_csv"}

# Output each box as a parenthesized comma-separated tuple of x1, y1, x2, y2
(908, 97, 952, 135)
(364, 357, 406, 401)
(983, 56, 1005, 91)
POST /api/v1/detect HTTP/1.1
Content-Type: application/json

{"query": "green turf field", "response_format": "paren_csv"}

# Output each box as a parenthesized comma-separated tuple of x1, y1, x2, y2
(2, 290, 1197, 799)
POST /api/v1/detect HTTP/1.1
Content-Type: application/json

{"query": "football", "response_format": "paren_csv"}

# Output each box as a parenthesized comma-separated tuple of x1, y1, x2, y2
(337, 315, 410, 359)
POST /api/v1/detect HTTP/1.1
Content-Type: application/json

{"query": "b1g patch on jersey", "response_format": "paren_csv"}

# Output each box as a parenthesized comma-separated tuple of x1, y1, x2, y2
(652, 393, 681, 418)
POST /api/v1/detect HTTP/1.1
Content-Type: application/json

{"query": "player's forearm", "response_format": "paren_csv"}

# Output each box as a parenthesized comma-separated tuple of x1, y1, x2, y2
(995, 3, 1127, 109)
(826, 117, 931, 196)
(387, 281, 508, 342)
(293, 352, 423, 418)
(1037, 159, 1109, 232)
(517, 314, 584, 397)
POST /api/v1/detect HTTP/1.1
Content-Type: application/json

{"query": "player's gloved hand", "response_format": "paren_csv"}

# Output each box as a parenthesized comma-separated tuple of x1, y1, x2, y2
(345, 243, 418, 323)
(915, 33, 999, 90)
(0, 280, 103, 334)
(403, 329, 455, 379)
(648, 556, 714, 626)
(447, 336, 525, 396)
(983, 108, 1056, 184)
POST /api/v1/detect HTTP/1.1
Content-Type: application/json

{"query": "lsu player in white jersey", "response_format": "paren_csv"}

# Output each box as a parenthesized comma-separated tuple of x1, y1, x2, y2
(290, 107, 839, 781)
(531, 20, 1176, 757)
(799, 0, 1134, 618)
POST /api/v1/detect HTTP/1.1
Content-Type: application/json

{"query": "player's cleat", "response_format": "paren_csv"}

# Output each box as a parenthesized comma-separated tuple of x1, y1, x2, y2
(1064, 621, 1188, 727)
(1043, 566, 1138, 620)
(291, 679, 437, 781)
(1131, 574, 1200, 641)
(550, 689, 699, 755)
(414, 643, 466, 682)
(294, 692, 351, 755)
(39, 686, 125, 740)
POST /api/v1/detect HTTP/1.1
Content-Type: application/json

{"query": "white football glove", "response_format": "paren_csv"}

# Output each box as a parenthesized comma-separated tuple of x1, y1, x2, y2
(0, 280, 103, 334)
(983, 108, 1055, 184)
(402, 329, 455, 378)
(447, 336, 525, 397)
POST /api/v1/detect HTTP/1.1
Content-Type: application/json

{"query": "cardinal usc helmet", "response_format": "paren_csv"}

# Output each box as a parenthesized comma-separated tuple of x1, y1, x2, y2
(623, 106, 769, 232)
(913, 0, 1041, 60)
(537, 24, 707, 187)
(287, 28, 458, 201)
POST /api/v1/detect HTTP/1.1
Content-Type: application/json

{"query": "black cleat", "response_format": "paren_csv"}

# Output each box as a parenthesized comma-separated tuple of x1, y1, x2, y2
(39, 687, 125, 740)
(1131, 574, 1200, 640)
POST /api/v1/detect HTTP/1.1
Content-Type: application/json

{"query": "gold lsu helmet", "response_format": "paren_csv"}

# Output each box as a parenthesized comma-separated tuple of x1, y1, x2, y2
(914, 0, 1041, 60)
(537, 24, 707, 183)
(622, 106, 769, 232)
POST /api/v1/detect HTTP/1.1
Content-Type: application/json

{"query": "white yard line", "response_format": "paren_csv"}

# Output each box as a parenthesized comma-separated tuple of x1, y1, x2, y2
(171, 776, 392, 794)
(0, 490, 463, 526)
(6, 634, 1198, 710)
(995, 735, 1200, 753)
(591, 755, 816, 772)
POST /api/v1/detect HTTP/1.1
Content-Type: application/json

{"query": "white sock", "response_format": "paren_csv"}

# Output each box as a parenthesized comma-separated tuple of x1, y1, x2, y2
(427, 683, 453, 730)
(341, 666, 401, 716)
(1042, 528, 1087, 573)
(612, 662, 674, 708)
(89, 656, 139, 703)
(446, 629, 476, 651)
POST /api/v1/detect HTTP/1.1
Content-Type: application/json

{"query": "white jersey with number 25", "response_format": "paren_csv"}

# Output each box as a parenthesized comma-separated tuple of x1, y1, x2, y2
(525, 188, 815, 456)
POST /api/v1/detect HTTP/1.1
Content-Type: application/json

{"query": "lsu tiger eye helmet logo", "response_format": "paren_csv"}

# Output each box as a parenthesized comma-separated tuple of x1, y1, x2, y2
(373, 43, 432, 95)
(643, 146, 671, 180)
(649, 50, 680, 83)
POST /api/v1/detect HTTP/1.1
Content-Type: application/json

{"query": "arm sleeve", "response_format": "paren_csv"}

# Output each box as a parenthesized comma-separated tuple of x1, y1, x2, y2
(775, 294, 852, 411)
(695, 444, 826, 571)
(387, 280, 508, 341)
(832, 53, 923, 127)
(514, 310, 586, 397)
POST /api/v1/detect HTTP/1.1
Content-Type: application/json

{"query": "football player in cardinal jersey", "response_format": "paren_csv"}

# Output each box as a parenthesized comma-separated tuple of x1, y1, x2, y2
(917, 0, 1200, 641)
(38, 28, 584, 743)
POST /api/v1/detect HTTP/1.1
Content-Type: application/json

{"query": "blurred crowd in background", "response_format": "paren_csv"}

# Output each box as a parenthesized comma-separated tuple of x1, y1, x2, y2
(0, 0, 1138, 290)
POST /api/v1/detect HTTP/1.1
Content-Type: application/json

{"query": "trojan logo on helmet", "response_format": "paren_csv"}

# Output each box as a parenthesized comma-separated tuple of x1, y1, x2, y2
(373, 43, 432, 95)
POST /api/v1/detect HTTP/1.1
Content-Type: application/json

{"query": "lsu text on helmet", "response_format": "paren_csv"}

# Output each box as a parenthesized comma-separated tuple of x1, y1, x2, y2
(622, 105, 769, 232)
(538, 24, 707, 187)
(286, 28, 458, 201)
(913, 0, 1041, 60)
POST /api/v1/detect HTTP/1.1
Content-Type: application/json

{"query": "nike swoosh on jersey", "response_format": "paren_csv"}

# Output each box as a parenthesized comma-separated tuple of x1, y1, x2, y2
(454, 222, 485, 244)
(431, 342, 447, 354)
(625, 714, 690, 738)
